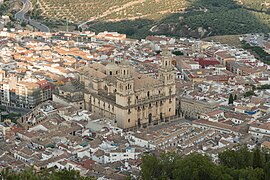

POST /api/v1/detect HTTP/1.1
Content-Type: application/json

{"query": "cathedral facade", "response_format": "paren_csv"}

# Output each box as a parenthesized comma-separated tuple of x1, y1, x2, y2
(79, 50, 176, 130)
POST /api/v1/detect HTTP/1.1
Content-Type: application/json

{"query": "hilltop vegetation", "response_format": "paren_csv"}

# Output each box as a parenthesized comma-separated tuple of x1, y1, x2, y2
(0, 168, 93, 180)
(36, 0, 270, 39)
(141, 146, 270, 180)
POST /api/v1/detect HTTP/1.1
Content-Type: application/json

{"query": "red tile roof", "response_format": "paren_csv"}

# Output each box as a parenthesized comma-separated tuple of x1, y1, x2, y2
(194, 57, 220, 68)
(37, 80, 51, 90)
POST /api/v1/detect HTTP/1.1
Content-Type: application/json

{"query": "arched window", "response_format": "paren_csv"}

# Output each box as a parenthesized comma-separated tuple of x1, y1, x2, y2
(148, 113, 152, 124)
(147, 91, 150, 98)
(109, 71, 112, 75)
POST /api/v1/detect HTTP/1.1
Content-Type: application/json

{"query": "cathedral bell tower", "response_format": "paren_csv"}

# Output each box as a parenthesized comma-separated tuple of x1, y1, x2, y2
(158, 47, 176, 119)
(159, 47, 175, 86)
(115, 55, 135, 129)
(116, 55, 134, 106)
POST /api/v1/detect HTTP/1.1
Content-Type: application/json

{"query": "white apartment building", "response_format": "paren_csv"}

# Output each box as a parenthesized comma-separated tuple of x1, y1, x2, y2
(249, 122, 270, 139)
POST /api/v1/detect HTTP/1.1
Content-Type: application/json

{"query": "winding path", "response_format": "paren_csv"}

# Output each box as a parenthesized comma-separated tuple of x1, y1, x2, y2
(15, 0, 50, 32)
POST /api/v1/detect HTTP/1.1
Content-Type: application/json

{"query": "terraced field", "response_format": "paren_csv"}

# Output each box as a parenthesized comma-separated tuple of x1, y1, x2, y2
(102, 0, 191, 21)
(38, 0, 270, 24)
(36, 0, 270, 40)
(38, 0, 194, 23)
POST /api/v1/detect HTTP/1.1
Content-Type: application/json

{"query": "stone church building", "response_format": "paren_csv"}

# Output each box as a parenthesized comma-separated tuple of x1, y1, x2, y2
(78, 49, 176, 130)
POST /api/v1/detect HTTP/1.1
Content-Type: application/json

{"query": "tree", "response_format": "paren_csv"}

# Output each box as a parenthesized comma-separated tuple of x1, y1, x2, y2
(141, 146, 270, 180)
(237, 146, 254, 169)
(228, 94, 234, 104)
(159, 153, 178, 179)
(219, 149, 239, 168)
(21, 22, 27, 27)
(219, 146, 253, 169)
(258, 84, 270, 90)
(172, 51, 184, 56)
(238, 167, 264, 180)
(48, 169, 91, 180)
(124, 28, 135, 36)
(155, 50, 162, 55)
(140, 153, 163, 179)
(0, 3, 8, 16)
(173, 154, 224, 180)
(234, 94, 237, 100)
(0, 168, 93, 180)
(264, 161, 270, 180)
(244, 91, 256, 98)
(253, 148, 265, 169)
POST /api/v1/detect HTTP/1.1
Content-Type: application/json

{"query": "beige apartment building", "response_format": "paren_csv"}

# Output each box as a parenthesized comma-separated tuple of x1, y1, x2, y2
(79, 50, 176, 130)
(13, 80, 51, 109)
(15, 82, 42, 109)
(179, 97, 217, 119)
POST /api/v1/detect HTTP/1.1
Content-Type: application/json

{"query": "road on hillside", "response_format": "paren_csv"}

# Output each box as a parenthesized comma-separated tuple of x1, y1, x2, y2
(15, 0, 50, 32)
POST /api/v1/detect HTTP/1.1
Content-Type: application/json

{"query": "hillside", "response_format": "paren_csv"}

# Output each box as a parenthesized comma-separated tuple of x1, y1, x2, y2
(34, 0, 270, 39)
(37, 0, 193, 23)
(202, 35, 243, 47)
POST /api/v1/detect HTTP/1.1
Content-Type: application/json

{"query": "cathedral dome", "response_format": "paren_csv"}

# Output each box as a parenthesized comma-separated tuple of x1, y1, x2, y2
(105, 63, 119, 71)
(105, 63, 120, 76)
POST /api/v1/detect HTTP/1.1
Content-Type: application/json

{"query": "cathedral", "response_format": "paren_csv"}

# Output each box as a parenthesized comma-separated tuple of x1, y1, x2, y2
(78, 49, 176, 130)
